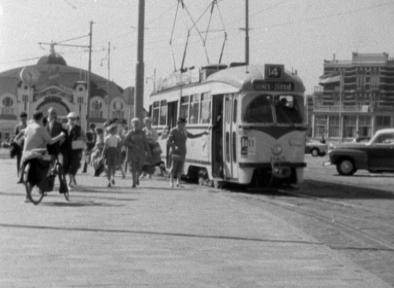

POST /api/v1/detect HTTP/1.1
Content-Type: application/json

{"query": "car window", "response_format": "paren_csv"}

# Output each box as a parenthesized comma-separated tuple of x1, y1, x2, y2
(374, 133, 394, 144)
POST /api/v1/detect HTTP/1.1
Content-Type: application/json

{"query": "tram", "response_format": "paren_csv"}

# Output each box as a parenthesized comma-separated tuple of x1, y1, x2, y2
(149, 63, 307, 187)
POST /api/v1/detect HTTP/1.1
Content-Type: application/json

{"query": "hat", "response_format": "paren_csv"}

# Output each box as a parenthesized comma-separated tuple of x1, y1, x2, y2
(20, 112, 27, 118)
(177, 117, 186, 124)
(67, 112, 78, 119)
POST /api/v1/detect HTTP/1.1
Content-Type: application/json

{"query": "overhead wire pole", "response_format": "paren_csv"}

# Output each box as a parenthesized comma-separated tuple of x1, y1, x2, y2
(245, 0, 249, 65)
(86, 21, 94, 130)
(135, 0, 145, 120)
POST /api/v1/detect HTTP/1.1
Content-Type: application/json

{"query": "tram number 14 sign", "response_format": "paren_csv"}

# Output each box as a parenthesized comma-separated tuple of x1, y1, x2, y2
(265, 64, 284, 79)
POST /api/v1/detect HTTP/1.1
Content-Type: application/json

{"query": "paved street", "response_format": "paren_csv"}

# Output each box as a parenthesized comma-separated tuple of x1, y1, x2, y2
(0, 158, 392, 288)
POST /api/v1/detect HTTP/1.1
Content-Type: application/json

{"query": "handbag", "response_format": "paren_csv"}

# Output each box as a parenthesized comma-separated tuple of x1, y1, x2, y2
(71, 139, 86, 150)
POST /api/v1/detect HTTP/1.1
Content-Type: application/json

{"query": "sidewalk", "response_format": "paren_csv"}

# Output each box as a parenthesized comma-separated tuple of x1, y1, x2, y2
(0, 158, 391, 287)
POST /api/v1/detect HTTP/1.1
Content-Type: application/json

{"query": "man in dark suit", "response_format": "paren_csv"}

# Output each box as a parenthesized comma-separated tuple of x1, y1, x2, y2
(46, 107, 65, 158)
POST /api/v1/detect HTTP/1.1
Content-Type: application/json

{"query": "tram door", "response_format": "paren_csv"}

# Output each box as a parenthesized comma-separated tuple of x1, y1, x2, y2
(167, 101, 178, 129)
(223, 94, 238, 180)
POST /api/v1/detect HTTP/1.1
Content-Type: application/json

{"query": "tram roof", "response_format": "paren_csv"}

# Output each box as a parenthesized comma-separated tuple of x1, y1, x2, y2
(206, 64, 305, 92)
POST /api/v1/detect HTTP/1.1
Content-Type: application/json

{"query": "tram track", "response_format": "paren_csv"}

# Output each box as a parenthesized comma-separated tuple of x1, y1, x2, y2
(226, 188, 394, 252)
(281, 189, 394, 232)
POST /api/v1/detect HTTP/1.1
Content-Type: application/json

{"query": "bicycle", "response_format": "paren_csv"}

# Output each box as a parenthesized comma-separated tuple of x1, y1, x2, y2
(22, 149, 69, 205)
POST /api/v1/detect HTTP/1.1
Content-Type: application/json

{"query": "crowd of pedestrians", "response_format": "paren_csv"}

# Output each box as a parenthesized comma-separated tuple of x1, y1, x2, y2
(11, 107, 209, 197)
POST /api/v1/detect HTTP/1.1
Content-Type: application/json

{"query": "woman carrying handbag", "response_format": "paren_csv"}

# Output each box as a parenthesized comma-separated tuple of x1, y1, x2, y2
(63, 112, 85, 188)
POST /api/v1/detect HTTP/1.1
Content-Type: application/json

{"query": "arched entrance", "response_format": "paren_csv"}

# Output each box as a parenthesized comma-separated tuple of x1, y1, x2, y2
(36, 96, 70, 117)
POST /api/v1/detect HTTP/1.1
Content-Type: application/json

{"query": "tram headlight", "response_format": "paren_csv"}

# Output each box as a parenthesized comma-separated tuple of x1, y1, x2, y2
(271, 144, 283, 155)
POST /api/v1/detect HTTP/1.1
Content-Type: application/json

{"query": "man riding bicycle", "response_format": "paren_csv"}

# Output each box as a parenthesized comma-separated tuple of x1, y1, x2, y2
(18, 111, 65, 200)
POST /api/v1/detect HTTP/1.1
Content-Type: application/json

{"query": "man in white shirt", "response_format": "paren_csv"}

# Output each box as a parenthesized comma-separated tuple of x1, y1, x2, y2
(18, 111, 65, 183)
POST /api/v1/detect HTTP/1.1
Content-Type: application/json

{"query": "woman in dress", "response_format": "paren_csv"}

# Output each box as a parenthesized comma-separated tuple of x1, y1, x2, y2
(91, 128, 105, 177)
(103, 124, 122, 187)
(167, 117, 208, 188)
(63, 112, 84, 188)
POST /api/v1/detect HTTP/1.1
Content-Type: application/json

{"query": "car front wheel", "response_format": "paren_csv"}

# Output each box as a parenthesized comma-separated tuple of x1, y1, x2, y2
(311, 148, 319, 157)
(336, 159, 356, 176)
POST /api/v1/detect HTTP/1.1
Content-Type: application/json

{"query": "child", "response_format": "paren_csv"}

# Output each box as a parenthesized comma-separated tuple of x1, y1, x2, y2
(103, 124, 121, 187)
(124, 118, 151, 188)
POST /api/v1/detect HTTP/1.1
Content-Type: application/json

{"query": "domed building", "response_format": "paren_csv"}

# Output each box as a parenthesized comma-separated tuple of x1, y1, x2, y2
(0, 49, 134, 142)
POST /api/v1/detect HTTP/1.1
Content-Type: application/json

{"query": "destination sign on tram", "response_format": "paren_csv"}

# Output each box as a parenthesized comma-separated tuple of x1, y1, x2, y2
(253, 81, 294, 92)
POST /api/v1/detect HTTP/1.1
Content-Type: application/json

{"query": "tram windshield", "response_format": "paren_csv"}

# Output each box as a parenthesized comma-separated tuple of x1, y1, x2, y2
(275, 95, 303, 124)
(243, 94, 304, 124)
(244, 95, 273, 123)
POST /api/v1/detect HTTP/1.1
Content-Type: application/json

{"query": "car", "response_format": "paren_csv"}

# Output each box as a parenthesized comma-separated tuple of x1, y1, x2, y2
(1, 141, 11, 148)
(305, 139, 328, 157)
(326, 128, 394, 176)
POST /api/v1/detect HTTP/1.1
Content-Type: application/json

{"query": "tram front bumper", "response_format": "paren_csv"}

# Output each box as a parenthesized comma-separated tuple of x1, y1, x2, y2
(239, 162, 307, 179)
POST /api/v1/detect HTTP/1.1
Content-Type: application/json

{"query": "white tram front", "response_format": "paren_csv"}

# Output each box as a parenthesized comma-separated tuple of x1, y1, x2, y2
(149, 63, 307, 187)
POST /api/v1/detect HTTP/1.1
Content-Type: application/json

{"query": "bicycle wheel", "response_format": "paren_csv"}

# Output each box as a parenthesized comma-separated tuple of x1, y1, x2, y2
(23, 163, 44, 205)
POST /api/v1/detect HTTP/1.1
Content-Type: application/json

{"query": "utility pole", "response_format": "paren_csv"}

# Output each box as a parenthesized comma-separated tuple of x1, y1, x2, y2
(86, 21, 94, 130)
(107, 41, 111, 81)
(245, 0, 249, 65)
(134, 0, 145, 120)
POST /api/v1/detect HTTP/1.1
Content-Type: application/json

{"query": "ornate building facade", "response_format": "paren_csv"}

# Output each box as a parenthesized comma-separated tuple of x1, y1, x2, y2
(312, 52, 394, 140)
(0, 51, 134, 142)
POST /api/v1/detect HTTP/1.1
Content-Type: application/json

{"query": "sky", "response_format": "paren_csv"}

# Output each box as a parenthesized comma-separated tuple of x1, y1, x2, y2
(1, 0, 394, 98)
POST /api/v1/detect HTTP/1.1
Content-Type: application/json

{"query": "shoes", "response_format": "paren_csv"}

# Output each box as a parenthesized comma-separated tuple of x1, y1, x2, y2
(17, 179, 23, 184)
(131, 184, 136, 188)
(24, 197, 30, 203)
(111, 179, 115, 185)
(107, 182, 111, 188)
(136, 179, 140, 185)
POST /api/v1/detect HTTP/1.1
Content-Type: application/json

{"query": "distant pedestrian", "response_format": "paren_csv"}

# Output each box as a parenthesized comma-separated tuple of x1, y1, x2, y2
(141, 117, 161, 179)
(103, 124, 122, 187)
(82, 123, 97, 173)
(13, 112, 27, 178)
(124, 118, 151, 188)
(167, 117, 208, 188)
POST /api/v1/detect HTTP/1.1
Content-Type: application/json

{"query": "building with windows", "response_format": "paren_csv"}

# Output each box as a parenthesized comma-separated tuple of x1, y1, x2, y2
(312, 52, 394, 140)
(0, 49, 134, 142)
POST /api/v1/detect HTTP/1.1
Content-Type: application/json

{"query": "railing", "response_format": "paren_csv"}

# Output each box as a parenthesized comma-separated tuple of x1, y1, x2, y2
(313, 104, 370, 112)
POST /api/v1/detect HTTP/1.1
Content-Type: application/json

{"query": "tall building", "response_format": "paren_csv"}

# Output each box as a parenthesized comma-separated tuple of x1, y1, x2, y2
(312, 52, 394, 140)
(0, 50, 134, 142)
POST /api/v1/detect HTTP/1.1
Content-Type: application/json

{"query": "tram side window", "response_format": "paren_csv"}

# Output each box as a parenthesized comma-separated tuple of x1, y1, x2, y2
(189, 94, 199, 124)
(233, 98, 237, 123)
(275, 95, 303, 124)
(180, 96, 189, 121)
(199, 92, 211, 124)
(152, 101, 160, 126)
(244, 95, 273, 123)
(159, 100, 167, 126)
